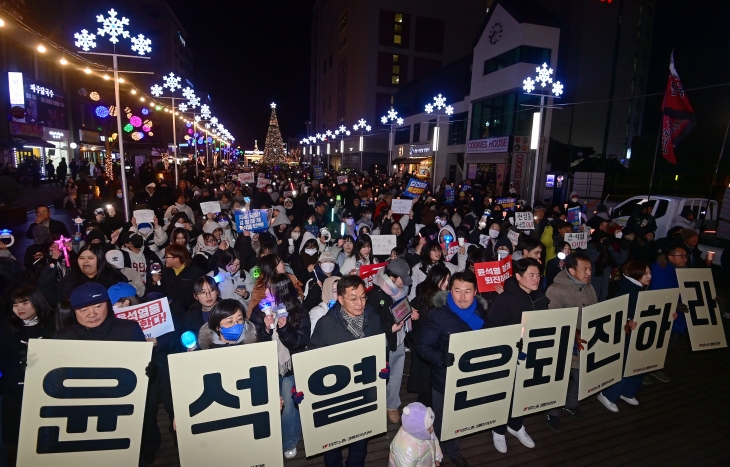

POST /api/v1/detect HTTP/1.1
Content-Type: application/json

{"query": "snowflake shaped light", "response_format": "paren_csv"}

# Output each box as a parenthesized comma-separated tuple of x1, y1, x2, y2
(162, 72, 181, 91)
(396, 118, 404, 125)
(96, 9, 130, 45)
(535, 63, 553, 88)
(425, 103, 434, 114)
(434, 94, 447, 109)
(366, 125, 372, 131)
(315, 133, 323, 140)
(338, 125, 347, 133)
(387, 109, 398, 121)
(325, 130, 333, 137)
(187, 95, 200, 108)
(210, 117, 219, 125)
(426, 94, 450, 114)
(200, 104, 211, 119)
(552, 81, 564, 97)
(182, 87, 195, 100)
(178, 103, 188, 112)
(381, 116, 388, 124)
(130, 34, 151, 55)
(523, 77, 536, 93)
(74, 29, 97, 51)
(150, 84, 163, 97)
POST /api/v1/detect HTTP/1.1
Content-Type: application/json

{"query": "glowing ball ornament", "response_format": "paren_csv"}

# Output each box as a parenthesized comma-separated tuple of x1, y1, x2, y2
(131, 131, 144, 141)
(95, 106, 109, 118)
(129, 115, 142, 127)
(141, 107, 149, 115)
(188, 128, 193, 134)
(90, 92, 100, 101)
(142, 125, 151, 132)
(123, 123, 133, 132)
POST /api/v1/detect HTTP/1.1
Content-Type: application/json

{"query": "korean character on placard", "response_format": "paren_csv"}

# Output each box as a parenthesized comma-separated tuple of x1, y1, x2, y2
(683, 280, 719, 327)
(585, 310, 624, 372)
(148, 302, 162, 316)
(36, 367, 137, 453)
(188, 367, 271, 438)
(635, 303, 673, 351)
(137, 306, 150, 319)
(454, 344, 514, 410)
(477, 268, 486, 277)
(307, 356, 378, 428)
(484, 277, 493, 284)
(523, 325, 571, 388)
(126, 310, 138, 321)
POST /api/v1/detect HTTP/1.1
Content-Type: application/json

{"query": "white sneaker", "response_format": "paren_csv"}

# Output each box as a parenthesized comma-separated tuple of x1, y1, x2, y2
(492, 431, 507, 453)
(597, 392, 619, 412)
(620, 395, 639, 406)
(284, 447, 297, 459)
(507, 426, 535, 448)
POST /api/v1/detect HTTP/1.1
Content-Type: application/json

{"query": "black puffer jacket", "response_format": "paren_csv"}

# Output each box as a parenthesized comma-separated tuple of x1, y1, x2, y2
(485, 276, 549, 327)
(308, 302, 382, 349)
(54, 311, 146, 342)
(250, 308, 311, 376)
(417, 292, 488, 394)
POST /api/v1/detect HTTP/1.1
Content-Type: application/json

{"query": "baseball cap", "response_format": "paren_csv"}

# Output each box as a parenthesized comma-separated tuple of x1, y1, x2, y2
(70, 282, 109, 309)
(318, 249, 336, 263)
(342, 210, 354, 219)
(105, 249, 125, 269)
(386, 258, 412, 286)
(108, 282, 138, 305)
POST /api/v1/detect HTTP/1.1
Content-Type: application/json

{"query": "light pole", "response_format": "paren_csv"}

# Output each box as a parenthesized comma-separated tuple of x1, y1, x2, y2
(353, 119, 372, 171)
(150, 72, 184, 185)
(331, 125, 351, 170)
(73, 8, 153, 221)
(380, 108, 404, 176)
(522, 63, 564, 207)
(424, 94, 454, 189)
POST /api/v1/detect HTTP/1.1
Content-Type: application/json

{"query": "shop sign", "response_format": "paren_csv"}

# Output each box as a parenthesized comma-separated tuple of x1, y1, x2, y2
(466, 136, 509, 154)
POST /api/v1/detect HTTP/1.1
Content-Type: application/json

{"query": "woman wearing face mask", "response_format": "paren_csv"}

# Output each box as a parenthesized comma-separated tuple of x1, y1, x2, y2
(408, 240, 458, 301)
(269, 205, 292, 244)
(281, 224, 303, 263)
(0, 286, 56, 448)
(216, 214, 237, 245)
(407, 264, 450, 408)
(490, 204, 505, 223)
(207, 249, 254, 308)
(308, 276, 340, 334)
(197, 299, 257, 349)
(291, 231, 320, 280)
(469, 219, 502, 259)
(193, 233, 221, 275)
(131, 213, 168, 254)
(302, 249, 341, 312)
(341, 234, 378, 276)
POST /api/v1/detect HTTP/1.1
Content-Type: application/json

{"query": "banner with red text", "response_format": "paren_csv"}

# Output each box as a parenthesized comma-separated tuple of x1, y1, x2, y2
(474, 256, 513, 293)
(114, 297, 175, 339)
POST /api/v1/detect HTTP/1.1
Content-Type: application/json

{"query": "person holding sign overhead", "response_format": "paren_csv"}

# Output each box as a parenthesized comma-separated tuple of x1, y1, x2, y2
(485, 258, 549, 453)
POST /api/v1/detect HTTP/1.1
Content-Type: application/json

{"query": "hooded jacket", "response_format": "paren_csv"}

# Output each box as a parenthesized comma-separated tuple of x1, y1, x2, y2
(207, 267, 255, 308)
(302, 262, 342, 311)
(197, 321, 257, 350)
(485, 276, 549, 328)
(389, 426, 443, 467)
(308, 276, 341, 335)
(546, 269, 598, 369)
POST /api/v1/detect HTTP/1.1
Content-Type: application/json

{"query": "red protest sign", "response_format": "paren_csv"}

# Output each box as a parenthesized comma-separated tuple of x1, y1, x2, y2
(474, 256, 513, 293)
(358, 263, 386, 292)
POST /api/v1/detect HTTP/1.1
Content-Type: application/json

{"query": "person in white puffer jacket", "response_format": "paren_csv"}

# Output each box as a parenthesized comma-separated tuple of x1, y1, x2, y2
(389, 402, 443, 467)
(207, 249, 254, 310)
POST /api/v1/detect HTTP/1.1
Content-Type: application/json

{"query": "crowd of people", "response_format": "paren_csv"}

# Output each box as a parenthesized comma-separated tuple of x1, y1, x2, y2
(0, 161, 724, 467)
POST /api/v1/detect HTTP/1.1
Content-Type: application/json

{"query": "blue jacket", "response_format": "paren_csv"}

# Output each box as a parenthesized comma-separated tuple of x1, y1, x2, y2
(650, 261, 686, 334)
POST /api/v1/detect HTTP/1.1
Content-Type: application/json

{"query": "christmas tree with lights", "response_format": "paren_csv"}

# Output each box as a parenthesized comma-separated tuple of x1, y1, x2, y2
(263, 103, 287, 166)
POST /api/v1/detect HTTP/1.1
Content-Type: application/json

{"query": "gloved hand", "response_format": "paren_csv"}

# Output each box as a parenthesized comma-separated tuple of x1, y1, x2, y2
(676, 303, 689, 314)
(145, 361, 156, 379)
(516, 339, 526, 361)
(441, 352, 455, 368)
(290, 386, 304, 404)
(379, 363, 390, 379)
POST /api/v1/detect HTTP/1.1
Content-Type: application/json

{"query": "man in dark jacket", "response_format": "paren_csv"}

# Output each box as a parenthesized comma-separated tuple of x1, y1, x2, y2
(26, 205, 70, 240)
(417, 271, 487, 467)
(308, 275, 382, 467)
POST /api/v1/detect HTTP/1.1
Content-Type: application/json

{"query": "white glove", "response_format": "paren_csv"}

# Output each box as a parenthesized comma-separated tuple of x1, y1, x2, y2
(288, 245, 295, 254)
(615, 231, 623, 239)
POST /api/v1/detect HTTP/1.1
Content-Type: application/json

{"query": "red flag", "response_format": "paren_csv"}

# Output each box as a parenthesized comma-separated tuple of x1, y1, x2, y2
(660, 52, 695, 164)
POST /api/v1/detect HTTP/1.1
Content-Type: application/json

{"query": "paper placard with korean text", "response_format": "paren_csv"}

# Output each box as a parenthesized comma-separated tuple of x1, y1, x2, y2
(114, 297, 175, 339)
(359, 263, 386, 291)
(474, 256, 512, 293)
(676, 269, 727, 351)
(370, 234, 397, 256)
(133, 209, 154, 225)
(391, 199, 413, 215)
(200, 201, 222, 215)
(514, 212, 535, 230)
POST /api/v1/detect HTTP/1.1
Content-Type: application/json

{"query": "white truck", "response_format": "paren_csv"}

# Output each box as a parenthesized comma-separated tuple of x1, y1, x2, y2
(608, 195, 722, 265)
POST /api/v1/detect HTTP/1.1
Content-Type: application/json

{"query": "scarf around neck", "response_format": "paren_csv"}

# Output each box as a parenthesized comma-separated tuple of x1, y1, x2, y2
(447, 292, 483, 330)
(376, 271, 408, 302)
(340, 307, 365, 339)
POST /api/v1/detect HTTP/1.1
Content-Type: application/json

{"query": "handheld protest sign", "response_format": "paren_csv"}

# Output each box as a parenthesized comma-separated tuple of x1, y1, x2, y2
(132, 209, 154, 225)
(358, 263, 386, 291)
(234, 209, 270, 233)
(445, 187, 455, 204)
(676, 269, 727, 350)
(257, 178, 272, 189)
(441, 325, 521, 441)
(578, 295, 629, 400)
(168, 341, 283, 467)
(507, 230, 520, 246)
(370, 234, 397, 256)
(403, 178, 428, 198)
(512, 307, 579, 417)
(200, 201, 222, 216)
(391, 199, 413, 215)
(564, 232, 588, 250)
(17, 340, 153, 467)
(514, 212, 535, 230)
(114, 297, 175, 339)
(293, 335, 387, 456)
(496, 197, 516, 211)
(474, 256, 512, 293)
(337, 175, 348, 185)
(623, 289, 679, 377)
(238, 173, 254, 183)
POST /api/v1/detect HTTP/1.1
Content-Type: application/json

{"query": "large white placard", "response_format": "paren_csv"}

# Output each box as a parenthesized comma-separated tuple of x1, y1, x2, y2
(257, 178, 272, 189)
(200, 201, 222, 215)
(114, 297, 175, 339)
(238, 172, 254, 183)
(564, 232, 588, 249)
(676, 269, 727, 351)
(132, 209, 154, 225)
(391, 199, 413, 215)
(512, 307, 579, 417)
(370, 234, 397, 256)
(514, 212, 535, 230)
(17, 340, 153, 467)
(441, 325, 521, 441)
(168, 341, 283, 467)
(292, 335, 387, 456)
(578, 295, 629, 400)
(623, 289, 679, 377)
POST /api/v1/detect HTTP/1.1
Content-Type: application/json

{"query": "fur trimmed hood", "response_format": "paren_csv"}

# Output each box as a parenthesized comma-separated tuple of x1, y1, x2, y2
(432, 290, 488, 311)
(197, 321, 257, 349)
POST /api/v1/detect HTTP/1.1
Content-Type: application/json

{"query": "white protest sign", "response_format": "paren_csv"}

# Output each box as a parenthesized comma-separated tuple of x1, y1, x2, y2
(337, 175, 348, 185)
(114, 297, 175, 339)
(133, 209, 154, 225)
(168, 341, 283, 467)
(564, 232, 588, 249)
(200, 201, 222, 215)
(508, 230, 520, 246)
(512, 307, 579, 417)
(444, 241, 459, 262)
(623, 289, 679, 377)
(514, 212, 535, 230)
(676, 269, 727, 351)
(292, 334, 387, 456)
(17, 340, 153, 467)
(370, 234, 397, 256)
(391, 199, 413, 215)
(441, 325, 521, 441)
(238, 172, 254, 183)
(257, 178, 272, 189)
(578, 295, 629, 400)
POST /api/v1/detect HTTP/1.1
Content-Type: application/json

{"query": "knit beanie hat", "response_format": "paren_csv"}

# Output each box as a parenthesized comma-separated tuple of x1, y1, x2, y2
(401, 402, 435, 441)
(680, 228, 698, 244)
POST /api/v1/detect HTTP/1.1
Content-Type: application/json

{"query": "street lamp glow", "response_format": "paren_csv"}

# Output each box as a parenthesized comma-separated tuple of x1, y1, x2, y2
(37, 44, 46, 53)
(59, 57, 68, 65)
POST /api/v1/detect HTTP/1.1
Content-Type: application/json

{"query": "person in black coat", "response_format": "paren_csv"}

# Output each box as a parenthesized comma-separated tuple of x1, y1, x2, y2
(484, 259, 548, 453)
(146, 244, 204, 320)
(181, 276, 221, 334)
(308, 276, 382, 467)
(0, 286, 55, 449)
(417, 271, 487, 467)
(25, 204, 70, 240)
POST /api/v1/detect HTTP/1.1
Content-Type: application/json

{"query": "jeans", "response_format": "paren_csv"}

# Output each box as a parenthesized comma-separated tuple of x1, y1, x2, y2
(603, 339, 643, 404)
(432, 389, 461, 459)
(322, 439, 369, 467)
(387, 343, 406, 410)
(280, 374, 302, 451)
(548, 368, 580, 417)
